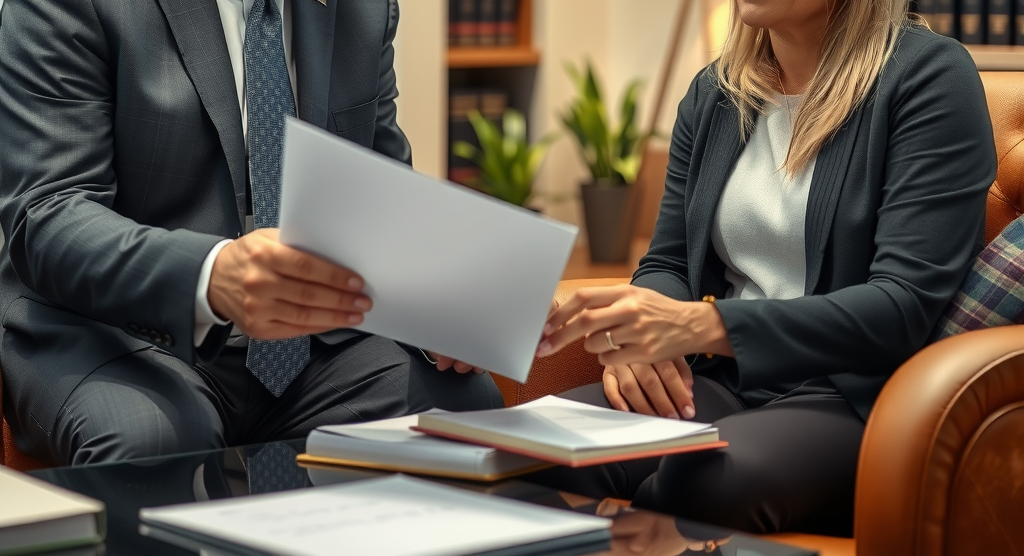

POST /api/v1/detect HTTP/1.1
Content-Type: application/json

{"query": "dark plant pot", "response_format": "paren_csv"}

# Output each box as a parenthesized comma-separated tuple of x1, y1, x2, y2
(580, 180, 638, 263)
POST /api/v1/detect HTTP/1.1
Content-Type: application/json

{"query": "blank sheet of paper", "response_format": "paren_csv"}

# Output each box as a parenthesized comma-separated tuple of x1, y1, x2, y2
(278, 118, 578, 382)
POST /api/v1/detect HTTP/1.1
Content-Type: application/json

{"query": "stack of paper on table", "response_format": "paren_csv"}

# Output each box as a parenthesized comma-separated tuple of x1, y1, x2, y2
(279, 118, 578, 384)
(414, 396, 727, 467)
(0, 466, 105, 555)
(140, 475, 611, 556)
(298, 411, 551, 481)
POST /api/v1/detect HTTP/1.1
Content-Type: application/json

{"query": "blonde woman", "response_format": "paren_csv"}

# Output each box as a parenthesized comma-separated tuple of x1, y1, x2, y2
(534, 0, 996, 535)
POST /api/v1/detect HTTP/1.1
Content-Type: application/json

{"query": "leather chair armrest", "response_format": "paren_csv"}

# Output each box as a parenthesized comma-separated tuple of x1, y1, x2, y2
(492, 278, 630, 406)
(855, 325, 1024, 556)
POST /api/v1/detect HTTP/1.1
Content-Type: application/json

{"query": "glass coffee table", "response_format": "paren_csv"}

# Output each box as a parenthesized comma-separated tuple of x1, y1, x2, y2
(30, 440, 817, 556)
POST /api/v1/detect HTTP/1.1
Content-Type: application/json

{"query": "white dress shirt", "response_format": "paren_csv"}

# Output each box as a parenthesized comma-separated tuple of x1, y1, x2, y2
(711, 95, 815, 301)
(194, 0, 296, 345)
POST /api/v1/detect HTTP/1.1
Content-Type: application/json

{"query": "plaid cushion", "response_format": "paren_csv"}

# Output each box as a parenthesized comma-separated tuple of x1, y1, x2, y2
(932, 215, 1024, 341)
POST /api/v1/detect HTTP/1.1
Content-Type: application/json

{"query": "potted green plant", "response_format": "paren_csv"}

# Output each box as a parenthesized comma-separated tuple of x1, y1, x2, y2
(453, 108, 556, 209)
(561, 61, 645, 263)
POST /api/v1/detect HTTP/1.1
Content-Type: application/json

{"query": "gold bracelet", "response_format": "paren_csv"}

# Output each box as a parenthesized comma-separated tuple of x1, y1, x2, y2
(701, 295, 716, 358)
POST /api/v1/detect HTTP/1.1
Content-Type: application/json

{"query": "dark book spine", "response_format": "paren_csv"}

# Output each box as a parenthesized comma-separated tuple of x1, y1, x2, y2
(455, 0, 478, 47)
(498, 0, 519, 46)
(1017, 0, 1024, 43)
(479, 89, 509, 127)
(988, 0, 1012, 43)
(960, 0, 986, 43)
(478, 0, 500, 47)
(917, 0, 937, 29)
(448, 90, 481, 186)
(449, 0, 459, 46)
(933, 0, 958, 37)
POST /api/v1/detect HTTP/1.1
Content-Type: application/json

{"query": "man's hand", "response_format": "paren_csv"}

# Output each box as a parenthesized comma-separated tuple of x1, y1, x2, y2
(604, 358, 695, 420)
(208, 229, 371, 339)
(426, 352, 485, 374)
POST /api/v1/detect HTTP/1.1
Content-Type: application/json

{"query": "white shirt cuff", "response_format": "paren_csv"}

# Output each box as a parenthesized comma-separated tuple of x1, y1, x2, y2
(194, 239, 233, 346)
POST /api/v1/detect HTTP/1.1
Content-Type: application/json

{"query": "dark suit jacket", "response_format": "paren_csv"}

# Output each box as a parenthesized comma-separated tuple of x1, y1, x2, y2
(632, 27, 997, 420)
(0, 0, 410, 433)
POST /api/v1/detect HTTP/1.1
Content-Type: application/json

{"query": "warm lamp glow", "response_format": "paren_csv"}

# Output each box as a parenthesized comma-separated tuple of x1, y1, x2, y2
(706, 0, 731, 58)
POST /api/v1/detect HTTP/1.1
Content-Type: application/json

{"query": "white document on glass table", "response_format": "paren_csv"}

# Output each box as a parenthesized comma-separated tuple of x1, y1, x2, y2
(278, 118, 578, 383)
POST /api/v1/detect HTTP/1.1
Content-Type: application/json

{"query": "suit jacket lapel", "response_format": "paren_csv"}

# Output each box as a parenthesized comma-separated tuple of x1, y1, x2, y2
(803, 107, 866, 294)
(156, 0, 247, 226)
(292, 0, 338, 128)
(687, 103, 744, 297)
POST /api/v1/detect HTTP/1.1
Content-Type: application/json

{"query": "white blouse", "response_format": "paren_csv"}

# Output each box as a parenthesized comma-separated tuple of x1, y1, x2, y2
(711, 96, 816, 301)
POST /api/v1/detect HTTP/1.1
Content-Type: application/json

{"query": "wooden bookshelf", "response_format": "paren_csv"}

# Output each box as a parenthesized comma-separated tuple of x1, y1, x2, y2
(967, 45, 1024, 71)
(446, 0, 541, 182)
(447, 0, 539, 68)
(448, 47, 541, 68)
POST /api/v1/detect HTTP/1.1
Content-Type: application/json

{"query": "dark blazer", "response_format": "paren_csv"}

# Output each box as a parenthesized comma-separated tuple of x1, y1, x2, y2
(632, 27, 996, 420)
(0, 0, 410, 433)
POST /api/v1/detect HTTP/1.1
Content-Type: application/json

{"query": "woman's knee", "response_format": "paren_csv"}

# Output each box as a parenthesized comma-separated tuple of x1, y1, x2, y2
(632, 450, 787, 534)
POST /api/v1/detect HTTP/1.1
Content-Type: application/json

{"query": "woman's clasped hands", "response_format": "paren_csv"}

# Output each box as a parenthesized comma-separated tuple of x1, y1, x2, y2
(535, 285, 733, 421)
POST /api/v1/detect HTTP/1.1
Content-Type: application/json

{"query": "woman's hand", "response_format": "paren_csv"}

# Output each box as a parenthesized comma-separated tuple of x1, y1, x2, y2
(535, 285, 732, 365)
(605, 359, 695, 420)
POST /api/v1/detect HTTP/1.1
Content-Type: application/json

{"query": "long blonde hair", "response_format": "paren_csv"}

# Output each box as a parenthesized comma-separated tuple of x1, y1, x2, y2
(715, 0, 910, 176)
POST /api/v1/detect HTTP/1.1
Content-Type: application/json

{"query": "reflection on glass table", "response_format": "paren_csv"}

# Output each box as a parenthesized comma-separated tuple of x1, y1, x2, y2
(28, 441, 816, 556)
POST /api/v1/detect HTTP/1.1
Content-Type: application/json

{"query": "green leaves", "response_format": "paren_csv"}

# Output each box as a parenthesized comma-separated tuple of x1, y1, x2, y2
(453, 109, 556, 207)
(561, 61, 645, 185)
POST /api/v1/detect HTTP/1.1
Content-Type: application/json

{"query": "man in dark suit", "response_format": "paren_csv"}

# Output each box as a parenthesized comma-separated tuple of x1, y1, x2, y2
(0, 0, 502, 466)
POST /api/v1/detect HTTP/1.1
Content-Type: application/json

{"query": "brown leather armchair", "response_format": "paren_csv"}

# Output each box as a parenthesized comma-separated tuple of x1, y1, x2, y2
(490, 71, 1024, 556)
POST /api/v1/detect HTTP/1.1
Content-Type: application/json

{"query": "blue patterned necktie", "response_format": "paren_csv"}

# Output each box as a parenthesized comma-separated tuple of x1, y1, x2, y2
(244, 0, 310, 396)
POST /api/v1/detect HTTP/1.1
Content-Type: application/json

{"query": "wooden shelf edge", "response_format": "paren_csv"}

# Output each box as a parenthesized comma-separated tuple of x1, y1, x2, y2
(966, 45, 1024, 71)
(447, 47, 541, 69)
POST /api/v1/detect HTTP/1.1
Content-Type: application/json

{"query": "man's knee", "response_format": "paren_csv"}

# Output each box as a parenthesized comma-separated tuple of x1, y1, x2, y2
(56, 376, 223, 465)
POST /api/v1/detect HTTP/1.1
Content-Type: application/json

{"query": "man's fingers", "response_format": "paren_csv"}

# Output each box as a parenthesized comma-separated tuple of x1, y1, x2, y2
(452, 361, 475, 374)
(265, 243, 365, 293)
(433, 354, 456, 370)
(266, 280, 372, 313)
(240, 300, 363, 338)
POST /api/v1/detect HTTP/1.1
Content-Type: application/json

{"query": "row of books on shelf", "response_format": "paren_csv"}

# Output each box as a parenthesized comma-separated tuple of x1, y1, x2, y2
(917, 0, 1024, 44)
(448, 87, 510, 186)
(449, 0, 521, 47)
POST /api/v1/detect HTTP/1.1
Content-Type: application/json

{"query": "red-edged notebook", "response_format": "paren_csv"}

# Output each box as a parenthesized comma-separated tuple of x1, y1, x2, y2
(413, 396, 727, 468)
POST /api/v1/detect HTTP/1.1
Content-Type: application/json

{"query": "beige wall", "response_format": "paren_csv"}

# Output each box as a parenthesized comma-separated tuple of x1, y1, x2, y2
(392, 0, 730, 229)
(393, 0, 447, 179)
(530, 0, 726, 231)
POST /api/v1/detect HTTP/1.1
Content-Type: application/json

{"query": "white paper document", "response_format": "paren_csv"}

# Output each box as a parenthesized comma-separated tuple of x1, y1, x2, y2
(140, 475, 610, 556)
(279, 119, 578, 382)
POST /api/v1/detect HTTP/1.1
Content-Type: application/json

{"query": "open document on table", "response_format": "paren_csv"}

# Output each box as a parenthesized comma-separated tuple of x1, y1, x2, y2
(279, 118, 578, 383)
(140, 475, 611, 556)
